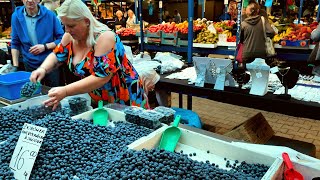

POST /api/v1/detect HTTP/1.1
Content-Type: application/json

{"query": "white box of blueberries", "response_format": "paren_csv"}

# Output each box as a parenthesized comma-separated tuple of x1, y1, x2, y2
(128, 126, 284, 179)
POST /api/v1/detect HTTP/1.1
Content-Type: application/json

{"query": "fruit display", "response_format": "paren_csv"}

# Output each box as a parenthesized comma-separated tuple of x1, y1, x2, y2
(221, 30, 233, 38)
(193, 29, 218, 44)
(116, 28, 136, 36)
(273, 23, 318, 44)
(175, 20, 206, 34)
(0, 111, 153, 179)
(213, 20, 236, 32)
(227, 35, 237, 42)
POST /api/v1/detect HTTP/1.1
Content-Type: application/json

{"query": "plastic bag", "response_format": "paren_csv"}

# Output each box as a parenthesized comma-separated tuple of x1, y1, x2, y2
(154, 52, 184, 74)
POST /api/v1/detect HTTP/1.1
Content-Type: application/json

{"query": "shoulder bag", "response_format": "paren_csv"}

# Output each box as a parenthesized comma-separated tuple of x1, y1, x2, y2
(261, 16, 276, 57)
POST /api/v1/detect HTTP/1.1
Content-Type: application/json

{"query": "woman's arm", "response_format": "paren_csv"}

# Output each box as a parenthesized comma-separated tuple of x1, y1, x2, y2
(44, 31, 116, 109)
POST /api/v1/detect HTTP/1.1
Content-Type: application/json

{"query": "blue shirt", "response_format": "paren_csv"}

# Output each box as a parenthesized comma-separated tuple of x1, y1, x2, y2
(11, 5, 64, 69)
(24, 7, 40, 46)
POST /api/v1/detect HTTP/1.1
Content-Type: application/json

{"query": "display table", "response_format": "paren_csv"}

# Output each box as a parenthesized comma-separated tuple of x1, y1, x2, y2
(156, 74, 320, 120)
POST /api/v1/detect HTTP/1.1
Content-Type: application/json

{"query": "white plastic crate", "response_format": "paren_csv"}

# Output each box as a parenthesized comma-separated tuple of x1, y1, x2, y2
(3, 94, 92, 110)
(128, 126, 283, 179)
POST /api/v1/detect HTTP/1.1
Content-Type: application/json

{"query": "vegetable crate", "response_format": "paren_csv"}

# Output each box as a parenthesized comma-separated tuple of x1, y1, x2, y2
(177, 38, 188, 46)
(161, 31, 178, 46)
(145, 30, 162, 38)
(279, 39, 310, 47)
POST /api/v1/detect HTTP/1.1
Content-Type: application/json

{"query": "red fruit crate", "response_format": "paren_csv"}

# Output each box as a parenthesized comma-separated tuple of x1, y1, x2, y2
(177, 38, 188, 46)
(147, 37, 161, 44)
(161, 38, 177, 46)
(145, 30, 162, 38)
(279, 39, 310, 47)
(162, 31, 178, 39)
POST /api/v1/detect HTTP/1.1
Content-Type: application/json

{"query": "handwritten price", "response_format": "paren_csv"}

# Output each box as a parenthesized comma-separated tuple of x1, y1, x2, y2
(12, 146, 37, 171)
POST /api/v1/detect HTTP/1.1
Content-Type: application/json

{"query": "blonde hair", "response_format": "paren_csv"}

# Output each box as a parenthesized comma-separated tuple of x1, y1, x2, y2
(56, 0, 110, 47)
(40, 0, 60, 11)
(116, 10, 123, 17)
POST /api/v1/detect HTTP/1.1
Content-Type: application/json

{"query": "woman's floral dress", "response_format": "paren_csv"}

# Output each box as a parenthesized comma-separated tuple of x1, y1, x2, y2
(53, 34, 149, 109)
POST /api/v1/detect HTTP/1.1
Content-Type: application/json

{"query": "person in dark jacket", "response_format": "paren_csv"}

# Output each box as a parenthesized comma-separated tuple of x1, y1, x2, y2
(240, 1, 275, 64)
(114, 10, 126, 30)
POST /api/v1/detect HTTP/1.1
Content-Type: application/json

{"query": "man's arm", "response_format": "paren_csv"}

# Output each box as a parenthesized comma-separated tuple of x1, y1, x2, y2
(10, 12, 21, 67)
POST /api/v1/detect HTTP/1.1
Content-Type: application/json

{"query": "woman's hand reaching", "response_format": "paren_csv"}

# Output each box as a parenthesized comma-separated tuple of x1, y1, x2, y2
(44, 86, 68, 110)
(30, 67, 46, 83)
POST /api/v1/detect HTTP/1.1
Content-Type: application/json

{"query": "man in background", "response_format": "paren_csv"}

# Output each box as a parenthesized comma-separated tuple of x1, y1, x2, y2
(11, 0, 64, 87)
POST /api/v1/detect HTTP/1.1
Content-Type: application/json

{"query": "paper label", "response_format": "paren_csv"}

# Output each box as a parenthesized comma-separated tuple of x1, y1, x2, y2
(159, 1, 162, 8)
(207, 24, 216, 34)
(10, 123, 47, 180)
(216, 67, 221, 74)
(270, 66, 279, 74)
(218, 34, 228, 42)
(256, 72, 263, 78)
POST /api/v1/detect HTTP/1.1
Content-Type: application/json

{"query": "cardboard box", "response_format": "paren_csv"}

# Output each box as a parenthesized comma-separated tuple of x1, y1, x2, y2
(224, 112, 275, 144)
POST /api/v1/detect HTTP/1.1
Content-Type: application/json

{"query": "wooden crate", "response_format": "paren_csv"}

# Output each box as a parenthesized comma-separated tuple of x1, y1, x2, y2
(224, 112, 275, 144)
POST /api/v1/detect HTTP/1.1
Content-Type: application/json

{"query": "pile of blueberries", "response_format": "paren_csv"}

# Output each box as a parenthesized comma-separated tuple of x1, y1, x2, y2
(0, 111, 153, 179)
(125, 106, 177, 129)
(0, 108, 33, 141)
(153, 106, 175, 124)
(20, 82, 39, 97)
(85, 149, 270, 179)
(68, 97, 89, 116)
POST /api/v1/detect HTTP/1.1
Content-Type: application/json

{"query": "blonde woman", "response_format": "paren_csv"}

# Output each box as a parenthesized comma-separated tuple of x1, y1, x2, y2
(30, 0, 150, 110)
(115, 10, 126, 30)
(126, 9, 136, 27)
(40, 0, 60, 15)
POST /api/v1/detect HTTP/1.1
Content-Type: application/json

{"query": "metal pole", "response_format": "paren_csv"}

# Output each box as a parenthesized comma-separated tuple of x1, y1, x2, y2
(298, 0, 303, 24)
(10, 0, 15, 12)
(317, 0, 320, 22)
(134, 0, 138, 23)
(138, 0, 144, 53)
(159, 1, 163, 23)
(235, 0, 242, 57)
(120, 0, 122, 9)
(224, 0, 228, 20)
(187, 0, 194, 64)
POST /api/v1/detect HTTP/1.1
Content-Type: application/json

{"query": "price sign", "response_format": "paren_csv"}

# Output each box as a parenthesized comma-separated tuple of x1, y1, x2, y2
(10, 123, 47, 180)
(218, 34, 228, 42)
(159, 1, 162, 8)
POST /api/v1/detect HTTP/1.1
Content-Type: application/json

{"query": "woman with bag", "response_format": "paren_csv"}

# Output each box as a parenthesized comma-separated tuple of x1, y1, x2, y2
(240, 1, 275, 65)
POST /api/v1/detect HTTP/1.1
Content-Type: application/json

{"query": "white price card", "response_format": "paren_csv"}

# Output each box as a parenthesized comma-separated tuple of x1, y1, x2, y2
(10, 123, 47, 180)
(159, 1, 162, 8)
(256, 72, 263, 78)
(218, 34, 228, 42)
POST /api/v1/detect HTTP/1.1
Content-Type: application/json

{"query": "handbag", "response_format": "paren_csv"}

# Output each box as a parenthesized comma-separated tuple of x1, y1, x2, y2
(236, 43, 244, 63)
(308, 42, 320, 64)
(261, 16, 276, 57)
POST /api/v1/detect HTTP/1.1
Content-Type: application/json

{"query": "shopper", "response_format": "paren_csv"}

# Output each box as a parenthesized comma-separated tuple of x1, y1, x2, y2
(311, 24, 320, 61)
(173, 9, 181, 23)
(126, 9, 136, 27)
(164, 10, 172, 23)
(11, 0, 64, 87)
(30, 0, 150, 110)
(114, 10, 126, 30)
(240, 1, 275, 64)
(40, 0, 60, 15)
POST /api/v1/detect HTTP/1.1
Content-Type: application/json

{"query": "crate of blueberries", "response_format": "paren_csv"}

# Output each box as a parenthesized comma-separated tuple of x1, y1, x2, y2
(124, 106, 176, 129)
(128, 125, 284, 179)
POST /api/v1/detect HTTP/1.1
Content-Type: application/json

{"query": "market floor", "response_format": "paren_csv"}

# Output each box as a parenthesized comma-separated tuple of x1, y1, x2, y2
(170, 93, 320, 159)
